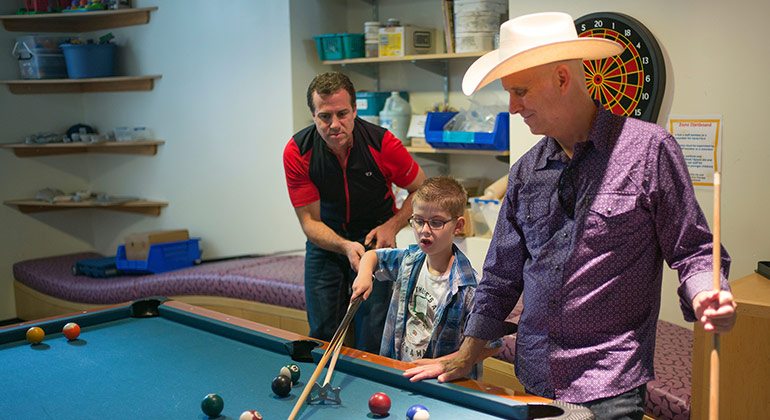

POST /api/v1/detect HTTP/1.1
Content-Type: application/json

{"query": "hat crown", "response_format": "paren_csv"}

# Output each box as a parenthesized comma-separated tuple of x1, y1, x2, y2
(499, 12, 578, 59)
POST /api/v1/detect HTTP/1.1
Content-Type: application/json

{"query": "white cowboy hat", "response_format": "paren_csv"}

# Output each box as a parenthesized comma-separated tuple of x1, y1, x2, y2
(462, 12, 624, 95)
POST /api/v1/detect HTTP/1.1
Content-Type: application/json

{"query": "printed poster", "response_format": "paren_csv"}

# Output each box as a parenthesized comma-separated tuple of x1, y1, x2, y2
(667, 115, 722, 189)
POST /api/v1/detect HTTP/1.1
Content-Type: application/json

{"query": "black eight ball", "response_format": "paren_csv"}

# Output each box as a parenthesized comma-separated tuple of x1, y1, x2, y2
(271, 374, 292, 397)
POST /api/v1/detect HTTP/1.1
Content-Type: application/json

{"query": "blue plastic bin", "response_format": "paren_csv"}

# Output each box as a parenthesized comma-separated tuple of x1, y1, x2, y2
(116, 239, 200, 274)
(60, 43, 115, 78)
(424, 112, 510, 151)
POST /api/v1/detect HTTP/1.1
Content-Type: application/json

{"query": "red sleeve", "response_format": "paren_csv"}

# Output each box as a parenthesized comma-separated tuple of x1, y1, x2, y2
(283, 139, 319, 207)
(378, 131, 421, 188)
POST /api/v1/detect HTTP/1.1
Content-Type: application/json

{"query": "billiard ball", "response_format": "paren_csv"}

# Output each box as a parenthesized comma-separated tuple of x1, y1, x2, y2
(368, 392, 391, 416)
(271, 374, 292, 397)
(280, 363, 301, 384)
(201, 393, 224, 417)
(239, 410, 263, 420)
(406, 404, 430, 420)
(26, 327, 44, 344)
(63, 322, 80, 340)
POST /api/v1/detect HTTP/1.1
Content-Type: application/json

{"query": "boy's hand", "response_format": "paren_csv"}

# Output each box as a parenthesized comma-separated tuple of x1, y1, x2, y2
(351, 274, 374, 301)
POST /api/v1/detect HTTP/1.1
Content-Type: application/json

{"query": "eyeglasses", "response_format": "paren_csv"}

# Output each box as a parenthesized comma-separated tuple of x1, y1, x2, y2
(408, 216, 458, 230)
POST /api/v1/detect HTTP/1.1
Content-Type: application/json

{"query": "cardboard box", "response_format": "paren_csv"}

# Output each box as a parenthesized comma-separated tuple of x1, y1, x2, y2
(124, 229, 189, 261)
(456, 208, 474, 238)
(379, 26, 433, 57)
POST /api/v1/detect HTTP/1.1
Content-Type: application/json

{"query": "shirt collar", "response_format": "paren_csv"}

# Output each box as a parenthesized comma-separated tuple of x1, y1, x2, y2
(534, 101, 614, 170)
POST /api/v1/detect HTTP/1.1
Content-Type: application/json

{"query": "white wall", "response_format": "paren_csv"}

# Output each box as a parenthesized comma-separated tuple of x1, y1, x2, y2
(82, 1, 299, 259)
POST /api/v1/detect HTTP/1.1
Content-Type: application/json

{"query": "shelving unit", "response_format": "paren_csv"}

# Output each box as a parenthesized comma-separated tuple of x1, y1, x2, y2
(4, 199, 167, 216)
(1, 140, 165, 157)
(2, 6, 165, 216)
(324, 51, 487, 105)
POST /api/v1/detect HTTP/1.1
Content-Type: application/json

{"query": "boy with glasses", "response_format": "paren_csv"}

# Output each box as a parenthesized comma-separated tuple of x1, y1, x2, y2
(352, 176, 502, 379)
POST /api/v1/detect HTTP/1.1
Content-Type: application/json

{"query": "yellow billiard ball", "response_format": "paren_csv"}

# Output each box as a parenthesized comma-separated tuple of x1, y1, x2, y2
(26, 327, 45, 344)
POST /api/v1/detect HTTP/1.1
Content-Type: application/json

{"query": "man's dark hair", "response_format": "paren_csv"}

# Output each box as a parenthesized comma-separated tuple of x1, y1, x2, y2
(306, 72, 356, 114)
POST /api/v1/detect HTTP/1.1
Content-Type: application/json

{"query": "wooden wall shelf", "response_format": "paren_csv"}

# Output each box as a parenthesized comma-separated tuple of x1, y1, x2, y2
(0, 7, 158, 32)
(406, 145, 509, 156)
(1, 140, 165, 157)
(322, 51, 486, 66)
(0, 75, 162, 94)
(4, 199, 168, 216)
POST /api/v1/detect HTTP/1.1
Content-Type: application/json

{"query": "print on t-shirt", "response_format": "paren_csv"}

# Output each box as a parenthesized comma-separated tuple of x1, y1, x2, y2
(401, 266, 450, 362)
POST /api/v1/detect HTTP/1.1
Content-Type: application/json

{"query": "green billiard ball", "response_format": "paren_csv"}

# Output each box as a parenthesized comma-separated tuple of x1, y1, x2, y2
(201, 393, 224, 417)
(280, 363, 301, 384)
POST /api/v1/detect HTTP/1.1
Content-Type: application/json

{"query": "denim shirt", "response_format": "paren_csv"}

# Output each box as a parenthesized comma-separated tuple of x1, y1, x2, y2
(375, 244, 502, 380)
(465, 104, 731, 402)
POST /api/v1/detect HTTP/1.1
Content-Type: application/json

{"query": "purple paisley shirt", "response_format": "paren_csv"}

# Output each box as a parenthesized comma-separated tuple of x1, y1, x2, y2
(465, 104, 731, 403)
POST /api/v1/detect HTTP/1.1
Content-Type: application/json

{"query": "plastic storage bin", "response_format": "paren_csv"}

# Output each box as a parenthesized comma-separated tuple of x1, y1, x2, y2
(424, 111, 509, 151)
(313, 33, 364, 60)
(60, 43, 116, 78)
(116, 239, 201, 274)
(12, 35, 70, 79)
(469, 197, 501, 238)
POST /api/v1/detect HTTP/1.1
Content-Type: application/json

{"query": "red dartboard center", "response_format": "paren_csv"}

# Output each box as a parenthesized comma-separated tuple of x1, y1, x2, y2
(580, 28, 644, 118)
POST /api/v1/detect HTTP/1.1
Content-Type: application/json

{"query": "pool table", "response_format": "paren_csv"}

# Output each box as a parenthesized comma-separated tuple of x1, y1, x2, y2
(0, 298, 592, 419)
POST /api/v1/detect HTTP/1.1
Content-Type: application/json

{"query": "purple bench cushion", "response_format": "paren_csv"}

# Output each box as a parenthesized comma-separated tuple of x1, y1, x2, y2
(13, 252, 306, 311)
(646, 320, 692, 420)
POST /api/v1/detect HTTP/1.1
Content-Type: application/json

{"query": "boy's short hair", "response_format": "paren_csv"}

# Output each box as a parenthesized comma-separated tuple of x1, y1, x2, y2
(413, 176, 467, 218)
(306, 71, 356, 114)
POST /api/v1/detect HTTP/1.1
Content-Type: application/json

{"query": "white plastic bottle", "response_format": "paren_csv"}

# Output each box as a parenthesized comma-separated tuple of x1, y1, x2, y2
(379, 91, 411, 145)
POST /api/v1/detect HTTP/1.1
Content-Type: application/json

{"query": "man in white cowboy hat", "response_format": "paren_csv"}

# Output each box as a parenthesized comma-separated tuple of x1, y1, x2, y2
(403, 12, 736, 420)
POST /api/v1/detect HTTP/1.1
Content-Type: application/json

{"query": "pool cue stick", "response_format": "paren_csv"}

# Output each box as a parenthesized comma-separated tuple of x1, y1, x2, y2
(709, 171, 721, 420)
(323, 323, 349, 386)
(287, 296, 363, 420)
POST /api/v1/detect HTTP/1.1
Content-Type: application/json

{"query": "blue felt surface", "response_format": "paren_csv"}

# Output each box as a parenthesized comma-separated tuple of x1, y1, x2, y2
(0, 305, 539, 419)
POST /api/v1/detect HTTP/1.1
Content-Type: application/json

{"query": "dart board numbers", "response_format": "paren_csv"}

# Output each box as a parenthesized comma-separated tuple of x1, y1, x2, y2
(575, 12, 666, 123)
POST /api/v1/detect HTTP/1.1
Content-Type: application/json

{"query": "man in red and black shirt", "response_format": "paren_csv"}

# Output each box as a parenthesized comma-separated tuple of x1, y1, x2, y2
(283, 72, 426, 352)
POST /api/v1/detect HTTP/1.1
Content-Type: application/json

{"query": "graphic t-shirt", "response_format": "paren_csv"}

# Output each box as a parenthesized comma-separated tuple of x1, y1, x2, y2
(401, 265, 450, 362)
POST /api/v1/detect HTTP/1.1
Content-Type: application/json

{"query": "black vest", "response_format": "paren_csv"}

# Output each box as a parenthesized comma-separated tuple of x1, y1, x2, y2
(292, 117, 396, 235)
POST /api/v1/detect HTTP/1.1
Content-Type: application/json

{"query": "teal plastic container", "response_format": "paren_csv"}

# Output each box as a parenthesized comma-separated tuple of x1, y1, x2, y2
(355, 91, 409, 117)
(313, 33, 365, 60)
(60, 43, 115, 78)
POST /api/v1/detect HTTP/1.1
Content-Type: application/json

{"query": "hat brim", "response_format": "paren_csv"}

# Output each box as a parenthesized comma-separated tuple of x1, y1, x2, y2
(462, 38, 624, 95)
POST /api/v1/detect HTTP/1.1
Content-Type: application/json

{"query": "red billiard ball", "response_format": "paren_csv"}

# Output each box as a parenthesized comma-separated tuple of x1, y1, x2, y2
(368, 392, 391, 416)
(63, 322, 80, 340)
(239, 410, 263, 420)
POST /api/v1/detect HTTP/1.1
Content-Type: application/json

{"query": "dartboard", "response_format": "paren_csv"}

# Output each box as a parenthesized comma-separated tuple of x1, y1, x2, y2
(575, 12, 666, 123)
